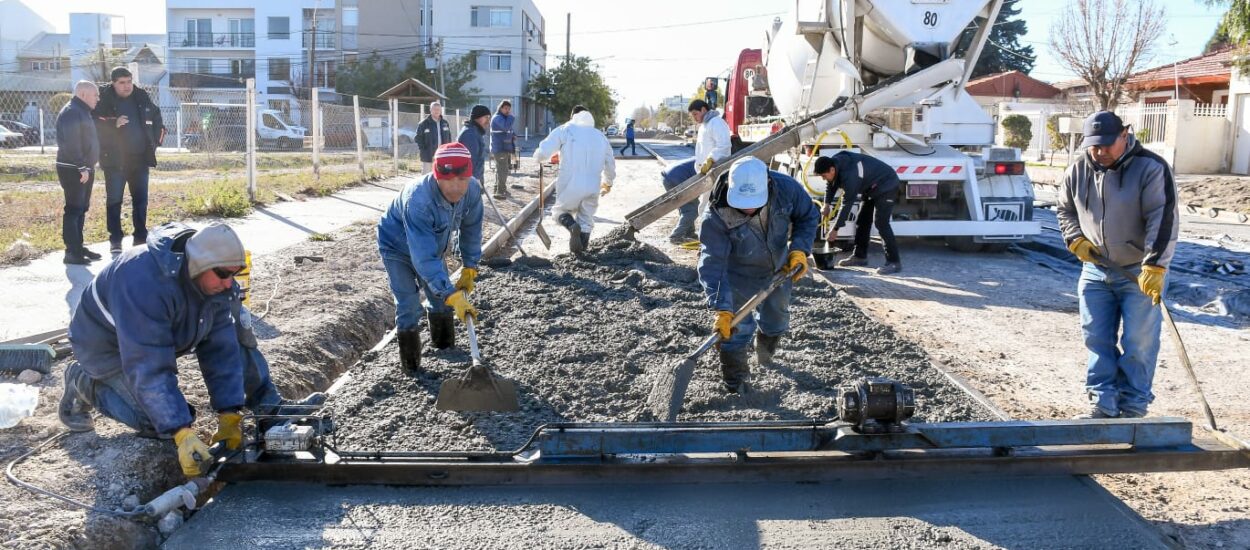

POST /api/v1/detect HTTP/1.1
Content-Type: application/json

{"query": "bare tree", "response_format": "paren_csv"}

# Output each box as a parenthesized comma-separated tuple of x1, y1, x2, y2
(1049, 0, 1166, 110)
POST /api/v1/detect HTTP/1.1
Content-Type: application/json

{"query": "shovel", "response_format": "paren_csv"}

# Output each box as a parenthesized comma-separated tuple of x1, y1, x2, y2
(646, 265, 800, 422)
(435, 314, 520, 412)
(1088, 251, 1218, 430)
(481, 187, 528, 258)
(534, 165, 552, 249)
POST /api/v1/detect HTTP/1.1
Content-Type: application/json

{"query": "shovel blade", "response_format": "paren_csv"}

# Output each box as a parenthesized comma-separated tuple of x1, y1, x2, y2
(435, 364, 520, 412)
(646, 357, 697, 422)
(535, 221, 552, 249)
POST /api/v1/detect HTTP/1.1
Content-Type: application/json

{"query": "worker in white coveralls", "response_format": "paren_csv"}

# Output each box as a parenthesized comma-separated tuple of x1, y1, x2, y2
(377, 142, 484, 375)
(534, 104, 617, 254)
(660, 99, 732, 245)
(697, 157, 819, 393)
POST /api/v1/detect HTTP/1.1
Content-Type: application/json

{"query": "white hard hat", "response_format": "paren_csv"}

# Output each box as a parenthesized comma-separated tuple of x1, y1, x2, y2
(727, 157, 768, 209)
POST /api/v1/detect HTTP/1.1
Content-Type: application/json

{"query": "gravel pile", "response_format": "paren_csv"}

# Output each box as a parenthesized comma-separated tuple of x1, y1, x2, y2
(327, 232, 996, 452)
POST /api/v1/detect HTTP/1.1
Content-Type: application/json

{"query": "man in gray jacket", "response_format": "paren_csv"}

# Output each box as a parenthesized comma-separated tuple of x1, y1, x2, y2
(1056, 111, 1178, 419)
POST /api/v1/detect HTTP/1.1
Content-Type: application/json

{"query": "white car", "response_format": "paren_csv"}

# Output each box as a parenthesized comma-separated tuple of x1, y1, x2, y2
(0, 125, 22, 148)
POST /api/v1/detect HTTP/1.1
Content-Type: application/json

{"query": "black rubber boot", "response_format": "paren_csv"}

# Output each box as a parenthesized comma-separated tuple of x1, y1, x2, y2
(755, 332, 781, 365)
(559, 213, 584, 254)
(719, 348, 751, 394)
(397, 329, 422, 373)
(57, 362, 95, 432)
(580, 232, 591, 252)
(428, 312, 455, 349)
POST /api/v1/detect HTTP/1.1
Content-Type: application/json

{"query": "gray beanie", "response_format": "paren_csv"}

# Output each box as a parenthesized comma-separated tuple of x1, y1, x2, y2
(186, 223, 246, 278)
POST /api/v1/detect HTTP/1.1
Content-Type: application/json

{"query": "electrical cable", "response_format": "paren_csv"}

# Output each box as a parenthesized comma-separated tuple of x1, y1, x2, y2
(254, 266, 284, 321)
(5, 430, 146, 518)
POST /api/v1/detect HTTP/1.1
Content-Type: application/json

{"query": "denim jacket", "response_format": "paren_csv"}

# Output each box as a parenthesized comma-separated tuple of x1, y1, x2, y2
(377, 173, 484, 301)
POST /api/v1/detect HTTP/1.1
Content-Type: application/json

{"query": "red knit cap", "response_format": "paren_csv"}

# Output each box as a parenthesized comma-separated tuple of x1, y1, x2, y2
(432, 142, 473, 181)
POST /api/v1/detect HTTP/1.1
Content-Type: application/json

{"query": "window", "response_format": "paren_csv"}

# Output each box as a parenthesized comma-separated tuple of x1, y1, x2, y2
(342, 7, 358, 50)
(185, 58, 214, 74)
(268, 58, 290, 81)
(303, 9, 336, 49)
(471, 6, 512, 27)
(229, 59, 255, 77)
(263, 113, 285, 130)
(268, 100, 290, 116)
(312, 60, 336, 88)
(31, 60, 62, 71)
(227, 19, 255, 47)
(185, 18, 212, 47)
(479, 51, 510, 72)
(529, 58, 542, 78)
(268, 17, 290, 39)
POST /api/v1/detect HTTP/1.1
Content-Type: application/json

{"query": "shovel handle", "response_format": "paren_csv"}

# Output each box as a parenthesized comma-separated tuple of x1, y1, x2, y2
(691, 266, 801, 357)
(465, 315, 481, 365)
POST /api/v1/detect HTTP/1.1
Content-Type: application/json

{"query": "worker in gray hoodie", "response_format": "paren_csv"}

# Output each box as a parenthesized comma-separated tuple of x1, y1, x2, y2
(1056, 111, 1178, 420)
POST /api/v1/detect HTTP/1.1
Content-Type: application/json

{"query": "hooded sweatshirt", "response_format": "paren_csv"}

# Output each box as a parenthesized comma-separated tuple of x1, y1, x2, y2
(533, 111, 616, 197)
(1056, 135, 1179, 268)
(694, 109, 732, 167)
(457, 119, 488, 182)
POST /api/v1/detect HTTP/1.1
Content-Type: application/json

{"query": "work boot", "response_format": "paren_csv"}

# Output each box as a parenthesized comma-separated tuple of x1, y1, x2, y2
(63, 251, 91, 265)
(719, 348, 751, 394)
(668, 229, 697, 246)
(837, 256, 867, 268)
(1074, 406, 1118, 419)
(580, 232, 591, 252)
(428, 311, 456, 349)
(755, 332, 781, 365)
(877, 262, 902, 275)
(132, 234, 147, 248)
(58, 363, 95, 432)
(1119, 409, 1146, 419)
(559, 213, 585, 254)
(81, 248, 102, 261)
(397, 328, 422, 373)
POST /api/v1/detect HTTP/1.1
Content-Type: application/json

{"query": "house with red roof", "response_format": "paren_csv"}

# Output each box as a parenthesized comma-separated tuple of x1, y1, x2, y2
(965, 70, 1062, 106)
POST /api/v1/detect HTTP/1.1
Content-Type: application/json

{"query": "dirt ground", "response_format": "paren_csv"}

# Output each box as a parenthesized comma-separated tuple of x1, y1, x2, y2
(0, 164, 540, 549)
(827, 213, 1250, 548)
(1178, 175, 1250, 215)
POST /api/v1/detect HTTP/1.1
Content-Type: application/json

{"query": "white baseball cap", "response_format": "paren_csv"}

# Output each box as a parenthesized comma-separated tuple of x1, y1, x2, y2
(726, 157, 769, 209)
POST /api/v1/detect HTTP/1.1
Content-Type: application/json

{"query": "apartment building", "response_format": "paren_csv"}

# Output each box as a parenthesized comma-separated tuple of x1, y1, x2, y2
(357, 0, 551, 135)
(165, 0, 349, 125)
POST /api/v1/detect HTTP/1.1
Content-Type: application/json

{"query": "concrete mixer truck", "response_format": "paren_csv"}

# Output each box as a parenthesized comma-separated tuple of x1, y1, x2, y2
(627, 0, 1040, 252)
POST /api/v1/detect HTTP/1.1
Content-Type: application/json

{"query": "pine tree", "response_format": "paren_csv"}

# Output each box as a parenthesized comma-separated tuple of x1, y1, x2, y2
(971, 0, 1036, 78)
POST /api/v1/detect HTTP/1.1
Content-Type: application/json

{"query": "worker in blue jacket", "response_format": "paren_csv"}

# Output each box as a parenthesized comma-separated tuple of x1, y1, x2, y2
(377, 142, 483, 374)
(59, 222, 323, 477)
(489, 100, 516, 198)
(458, 104, 491, 183)
(814, 151, 902, 275)
(698, 157, 819, 393)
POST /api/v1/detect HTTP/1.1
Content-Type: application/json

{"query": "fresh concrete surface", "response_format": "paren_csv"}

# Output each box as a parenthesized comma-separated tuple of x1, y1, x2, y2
(0, 177, 407, 342)
(166, 476, 1168, 549)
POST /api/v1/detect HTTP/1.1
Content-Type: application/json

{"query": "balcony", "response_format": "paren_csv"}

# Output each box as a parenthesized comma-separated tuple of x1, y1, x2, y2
(301, 32, 336, 50)
(169, 32, 256, 49)
(169, 72, 251, 89)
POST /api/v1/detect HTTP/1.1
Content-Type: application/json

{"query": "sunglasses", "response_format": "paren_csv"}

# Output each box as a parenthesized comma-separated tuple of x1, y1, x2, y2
(436, 163, 469, 176)
(212, 266, 242, 279)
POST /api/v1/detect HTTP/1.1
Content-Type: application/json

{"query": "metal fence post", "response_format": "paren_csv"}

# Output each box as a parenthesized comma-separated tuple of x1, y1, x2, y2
(246, 78, 257, 202)
(312, 87, 321, 181)
(353, 95, 365, 177)
(38, 108, 45, 154)
(391, 98, 399, 176)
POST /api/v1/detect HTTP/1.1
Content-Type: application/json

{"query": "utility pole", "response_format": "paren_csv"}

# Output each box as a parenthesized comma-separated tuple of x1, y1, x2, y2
(565, 13, 570, 62)
(308, 3, 318, 95)
(437, 39, 446, 97)
(98, 45, 107, 81)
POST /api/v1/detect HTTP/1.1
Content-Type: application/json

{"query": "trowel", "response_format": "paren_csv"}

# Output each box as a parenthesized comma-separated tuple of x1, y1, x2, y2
(435, 315, 520, 412)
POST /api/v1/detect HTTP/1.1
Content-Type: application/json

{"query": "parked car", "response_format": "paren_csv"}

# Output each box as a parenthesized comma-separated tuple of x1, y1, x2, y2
(606, 125, 619, 137)
(0, 125, 23, 148)
(0, 120, 39, 146)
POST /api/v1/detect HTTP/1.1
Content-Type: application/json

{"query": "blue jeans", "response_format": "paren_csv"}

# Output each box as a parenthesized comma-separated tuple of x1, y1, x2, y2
(104, 159, 150, 245)
(721, 276, 793, 353)
(661, 159, 699, 238)
(382, 257, 450, 330)
(65, 346, 281, 438)
(1077, 262, 1163, 416)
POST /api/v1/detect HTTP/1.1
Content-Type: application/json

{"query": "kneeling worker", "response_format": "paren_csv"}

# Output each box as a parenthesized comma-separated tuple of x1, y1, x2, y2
(378, 142, 483, 373)
(59, 222, 324, 477)
(814, 151, 902, 275)
(698, 157, 819, 392)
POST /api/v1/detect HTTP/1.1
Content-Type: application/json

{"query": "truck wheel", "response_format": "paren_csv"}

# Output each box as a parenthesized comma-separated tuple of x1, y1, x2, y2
(278, 137, 292, 149)
(981, 242, 1011, 253)
(944, 236, 984, 253)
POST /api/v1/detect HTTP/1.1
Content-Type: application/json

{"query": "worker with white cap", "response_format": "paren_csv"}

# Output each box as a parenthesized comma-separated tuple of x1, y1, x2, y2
(59, 222, 324, 477)
(697, 157, 819, 393)
(533, 105, 617, 253)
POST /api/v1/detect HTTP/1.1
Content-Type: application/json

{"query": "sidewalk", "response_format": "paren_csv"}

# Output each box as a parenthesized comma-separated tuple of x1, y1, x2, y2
(0, 176, 411, 342)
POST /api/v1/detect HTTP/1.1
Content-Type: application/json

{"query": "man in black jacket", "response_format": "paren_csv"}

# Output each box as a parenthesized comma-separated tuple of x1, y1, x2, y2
(815, 151, 902, 275)
(56, 81, 101, 265)
(94, 67, 165, 257)
(416, 101, 452, 173)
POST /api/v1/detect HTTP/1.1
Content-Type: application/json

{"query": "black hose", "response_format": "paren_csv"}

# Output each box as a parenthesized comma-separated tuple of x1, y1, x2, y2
(4, 430, 147, 518)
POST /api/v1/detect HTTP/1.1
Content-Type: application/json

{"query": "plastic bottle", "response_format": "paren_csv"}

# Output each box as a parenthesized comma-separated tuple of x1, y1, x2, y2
(0, 383, 40, 429)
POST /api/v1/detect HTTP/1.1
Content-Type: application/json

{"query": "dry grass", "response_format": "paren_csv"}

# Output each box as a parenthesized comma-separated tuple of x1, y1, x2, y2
(0, 151, 409, 265)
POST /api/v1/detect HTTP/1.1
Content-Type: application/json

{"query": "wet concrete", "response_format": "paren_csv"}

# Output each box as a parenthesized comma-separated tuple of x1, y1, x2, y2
(166, 476, 1168, 549)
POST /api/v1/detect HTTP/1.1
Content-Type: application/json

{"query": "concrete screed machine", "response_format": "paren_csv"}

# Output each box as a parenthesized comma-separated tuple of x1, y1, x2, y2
(628, 0, 1039, 252)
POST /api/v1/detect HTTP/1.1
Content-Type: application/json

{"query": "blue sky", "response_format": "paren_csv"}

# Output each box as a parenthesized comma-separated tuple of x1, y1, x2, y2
(27, 0, 1230, 120)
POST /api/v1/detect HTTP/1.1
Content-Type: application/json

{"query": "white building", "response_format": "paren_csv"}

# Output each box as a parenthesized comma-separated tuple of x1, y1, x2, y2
(356, 0, 551, 135)
(165, 0, 345, 125)
(0, 0, 55, 68)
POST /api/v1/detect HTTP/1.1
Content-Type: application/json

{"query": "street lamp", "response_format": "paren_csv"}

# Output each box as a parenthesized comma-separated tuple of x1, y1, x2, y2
(1169, 35, 1180, 100)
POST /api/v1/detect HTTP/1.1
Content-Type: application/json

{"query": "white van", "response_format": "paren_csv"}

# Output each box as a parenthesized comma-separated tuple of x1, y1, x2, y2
(257, 109, 307, 149)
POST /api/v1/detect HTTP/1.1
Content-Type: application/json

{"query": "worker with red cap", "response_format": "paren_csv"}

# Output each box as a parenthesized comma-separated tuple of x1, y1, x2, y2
(377, 142, 484, 374)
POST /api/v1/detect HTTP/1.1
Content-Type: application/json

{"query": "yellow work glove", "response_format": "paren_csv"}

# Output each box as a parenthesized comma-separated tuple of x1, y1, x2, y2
(455, 267, 478, 295)
(444, 290, 478, 322)
(1138, 265, 1166, 305)
(698, 157, 715, 175)
(784, 250, 809, 282)
(173, 427, 212, 477)
(211, 411, 243, 450)
(1067, 236, 1097, 263)
(713, 310, 734, 340)
(600, 182, 612, 196)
